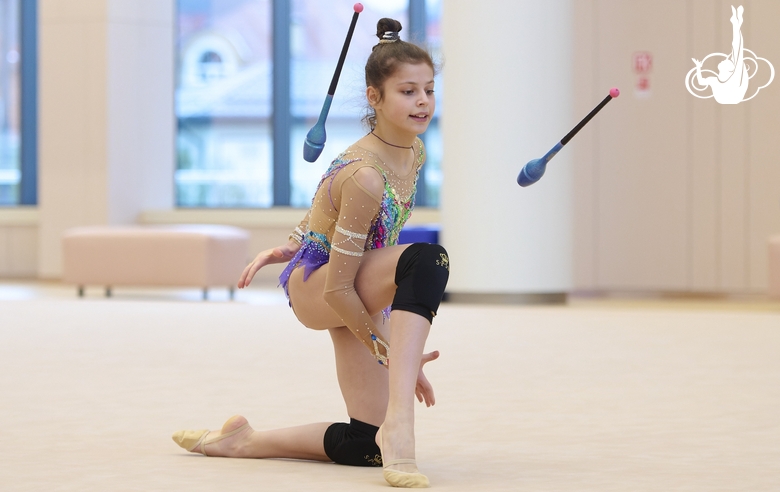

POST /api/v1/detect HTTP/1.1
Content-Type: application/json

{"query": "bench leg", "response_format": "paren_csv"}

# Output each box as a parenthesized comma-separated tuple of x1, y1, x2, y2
(105, 287, 112, 298)
(77, 286, 84, 298)
(229, 287, 235, 301)
(203, 288, 208, 301)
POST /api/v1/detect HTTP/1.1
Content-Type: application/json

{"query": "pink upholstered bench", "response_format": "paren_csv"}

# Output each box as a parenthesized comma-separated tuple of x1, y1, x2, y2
(770, 235, 780, 299)
(62, 225, 249, 299)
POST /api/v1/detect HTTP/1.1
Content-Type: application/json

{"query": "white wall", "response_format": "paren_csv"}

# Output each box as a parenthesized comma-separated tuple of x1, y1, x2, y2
(440, 0, 574, 297)
(37, 0, 174, 278)
(572, 0, 780, 294)
(0, 209, 37, 277)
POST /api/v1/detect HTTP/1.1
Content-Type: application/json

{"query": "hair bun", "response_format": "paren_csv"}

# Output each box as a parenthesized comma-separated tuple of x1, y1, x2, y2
(376, 18, 402, 40)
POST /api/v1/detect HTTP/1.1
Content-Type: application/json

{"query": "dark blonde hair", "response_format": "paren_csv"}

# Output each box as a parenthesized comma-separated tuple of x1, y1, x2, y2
(363, 18, 437, 129)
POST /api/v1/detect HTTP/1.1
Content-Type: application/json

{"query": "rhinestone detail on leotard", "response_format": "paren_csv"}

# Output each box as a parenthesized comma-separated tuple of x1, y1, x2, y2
(279, 140, 424, 364)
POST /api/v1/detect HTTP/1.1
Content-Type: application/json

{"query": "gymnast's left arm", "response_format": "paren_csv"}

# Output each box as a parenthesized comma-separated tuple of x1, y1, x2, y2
(321, 168, 391, 364)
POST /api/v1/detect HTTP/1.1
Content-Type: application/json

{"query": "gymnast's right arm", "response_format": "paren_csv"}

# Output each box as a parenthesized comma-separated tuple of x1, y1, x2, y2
(288, 210, 310, 246)
(237, 211, 309, 288)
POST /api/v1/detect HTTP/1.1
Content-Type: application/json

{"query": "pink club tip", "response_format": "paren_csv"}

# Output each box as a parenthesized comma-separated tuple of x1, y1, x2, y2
(609, 87, 620, 98)
(354, 3, 363, 13)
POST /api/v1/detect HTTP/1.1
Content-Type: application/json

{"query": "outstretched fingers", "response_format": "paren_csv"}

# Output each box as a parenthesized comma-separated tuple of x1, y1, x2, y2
(415, 350, 440, 407)
(238, 242, 301, 288)
(237, 261, 262, 288)
(415, 372, 435, 407)
(421, 350, 440, 365)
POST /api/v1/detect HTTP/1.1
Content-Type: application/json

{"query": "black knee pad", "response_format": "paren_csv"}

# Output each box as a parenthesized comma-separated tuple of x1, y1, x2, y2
(323, 418, 382, 467)
(391, 243, 450, 323)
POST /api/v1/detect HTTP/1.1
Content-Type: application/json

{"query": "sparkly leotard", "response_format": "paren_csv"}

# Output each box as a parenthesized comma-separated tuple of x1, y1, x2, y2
(280, 138, 425, 364)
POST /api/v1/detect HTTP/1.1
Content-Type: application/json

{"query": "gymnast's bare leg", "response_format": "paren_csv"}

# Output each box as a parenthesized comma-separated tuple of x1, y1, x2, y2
(175, 244, 437, 467)
(181, 315, 390, 461)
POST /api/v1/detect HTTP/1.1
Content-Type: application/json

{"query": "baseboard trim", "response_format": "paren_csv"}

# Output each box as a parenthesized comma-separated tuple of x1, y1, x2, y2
(443, 292, 567, 305)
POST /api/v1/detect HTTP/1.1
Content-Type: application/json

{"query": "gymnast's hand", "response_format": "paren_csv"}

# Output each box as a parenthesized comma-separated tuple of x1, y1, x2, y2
(416, 350, 440, 407)
(238, 241, 301, 288)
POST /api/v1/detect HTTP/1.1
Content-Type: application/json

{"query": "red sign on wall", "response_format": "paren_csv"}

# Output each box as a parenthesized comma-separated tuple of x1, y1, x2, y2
(632, 52, 653, 74)
(632, 51, 653, 95)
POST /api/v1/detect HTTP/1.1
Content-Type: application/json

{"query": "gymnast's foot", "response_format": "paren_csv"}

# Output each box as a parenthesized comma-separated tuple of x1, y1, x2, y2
(377, 421, 430, 487)
(172, 415, 254, 457)
(731, 5, 743, 26)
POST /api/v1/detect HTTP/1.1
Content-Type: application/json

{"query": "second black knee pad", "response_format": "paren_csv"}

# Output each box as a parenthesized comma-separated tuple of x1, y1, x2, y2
(391, 243, 450, 323)
(323, 418, 382, 467)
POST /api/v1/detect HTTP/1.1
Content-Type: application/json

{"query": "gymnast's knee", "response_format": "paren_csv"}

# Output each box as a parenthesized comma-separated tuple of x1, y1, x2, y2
(391, 243, 450, 323)
(323, 418, 382, 467)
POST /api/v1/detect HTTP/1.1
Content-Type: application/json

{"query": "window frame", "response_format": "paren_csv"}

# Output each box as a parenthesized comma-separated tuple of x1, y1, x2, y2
(0, 0, 35, 206)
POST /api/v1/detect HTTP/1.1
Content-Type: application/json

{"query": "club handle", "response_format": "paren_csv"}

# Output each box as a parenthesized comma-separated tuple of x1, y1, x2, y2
(328, 11, 360, 96)
(560, 93, 613, 146)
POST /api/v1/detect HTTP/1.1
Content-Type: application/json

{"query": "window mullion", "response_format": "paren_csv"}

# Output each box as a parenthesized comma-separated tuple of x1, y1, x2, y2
(408, 0, 427, 206)
(19, 0, 37, 205)
(272, 0, 291, 206)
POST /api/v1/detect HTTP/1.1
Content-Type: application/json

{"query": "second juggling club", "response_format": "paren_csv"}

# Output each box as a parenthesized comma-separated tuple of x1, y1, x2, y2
(517, 87, 620, 187)
(303, 3, 364, 163)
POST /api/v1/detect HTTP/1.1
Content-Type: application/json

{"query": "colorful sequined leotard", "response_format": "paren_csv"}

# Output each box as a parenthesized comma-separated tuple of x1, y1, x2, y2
(280, 139, 425, 364)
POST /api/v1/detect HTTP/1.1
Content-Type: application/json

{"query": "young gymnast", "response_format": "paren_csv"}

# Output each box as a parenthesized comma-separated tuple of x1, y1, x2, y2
(172, 18, 447, 488)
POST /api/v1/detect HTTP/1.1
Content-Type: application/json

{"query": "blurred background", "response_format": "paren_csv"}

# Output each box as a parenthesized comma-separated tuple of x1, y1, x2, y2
(1, 0, 779, 301)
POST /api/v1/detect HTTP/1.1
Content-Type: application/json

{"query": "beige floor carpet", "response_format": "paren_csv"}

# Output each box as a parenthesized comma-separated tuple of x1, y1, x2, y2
(1, 283, 779, 491)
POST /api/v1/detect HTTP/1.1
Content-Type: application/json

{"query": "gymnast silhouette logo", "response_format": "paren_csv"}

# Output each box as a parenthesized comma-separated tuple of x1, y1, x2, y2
(685, 5, 774, 104)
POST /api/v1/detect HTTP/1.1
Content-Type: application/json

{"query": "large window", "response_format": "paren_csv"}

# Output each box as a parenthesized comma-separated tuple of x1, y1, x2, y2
(0, 0, 35, 207)
(175, 0, 442, 208)
(0, 0, 20, 205)
(176, 0, 273, 207)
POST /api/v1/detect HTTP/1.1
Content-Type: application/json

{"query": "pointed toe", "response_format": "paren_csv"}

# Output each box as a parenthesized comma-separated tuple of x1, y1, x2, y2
(383, 467, 430, 488)
(171, 429, 209, 453)
(171, 418, 250, 457)
(377, 427, 430, 488)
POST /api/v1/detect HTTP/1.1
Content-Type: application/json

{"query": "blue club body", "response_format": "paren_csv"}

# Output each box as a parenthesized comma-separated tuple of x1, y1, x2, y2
(303, 95, 333, 163)
(517, 142, 563, 187)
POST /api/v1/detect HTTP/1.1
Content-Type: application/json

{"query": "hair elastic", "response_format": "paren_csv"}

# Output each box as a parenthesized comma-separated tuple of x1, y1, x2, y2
(379, 31, 399, 43)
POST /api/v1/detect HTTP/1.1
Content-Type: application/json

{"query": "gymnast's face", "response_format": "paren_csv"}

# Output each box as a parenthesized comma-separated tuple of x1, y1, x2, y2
(369, 62, 435, 137)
